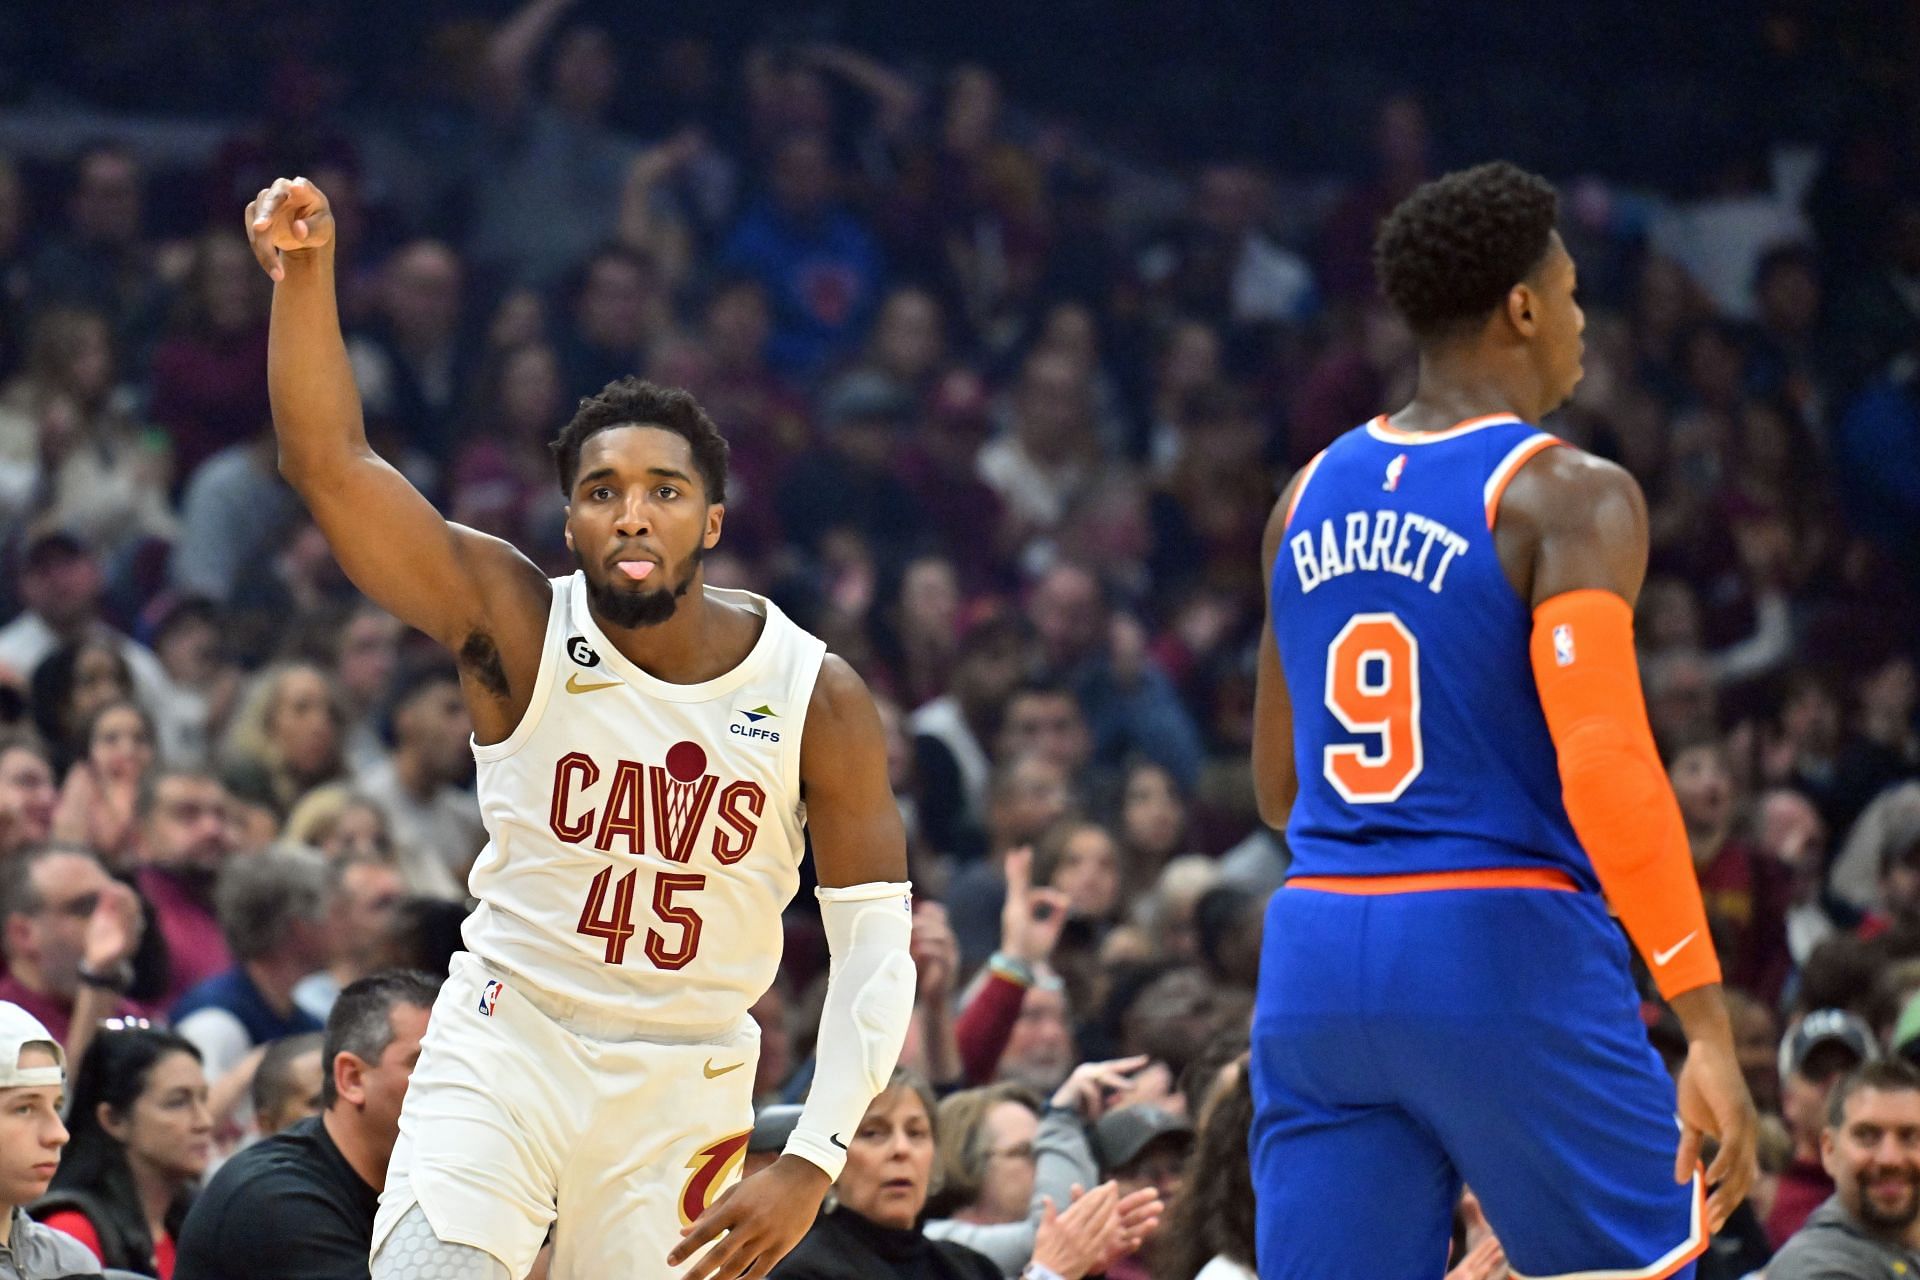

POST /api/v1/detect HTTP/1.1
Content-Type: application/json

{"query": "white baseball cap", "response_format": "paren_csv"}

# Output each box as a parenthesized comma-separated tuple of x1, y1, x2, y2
(0, 1003, 64, 1089)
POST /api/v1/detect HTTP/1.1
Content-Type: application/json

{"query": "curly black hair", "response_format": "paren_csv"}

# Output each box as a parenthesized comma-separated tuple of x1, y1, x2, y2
(1374, 161, 1560, 340)
(549, 377, 730, 504)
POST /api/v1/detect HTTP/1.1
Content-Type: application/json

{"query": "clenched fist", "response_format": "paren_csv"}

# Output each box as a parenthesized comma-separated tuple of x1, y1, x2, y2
(245, 176, 335, 280)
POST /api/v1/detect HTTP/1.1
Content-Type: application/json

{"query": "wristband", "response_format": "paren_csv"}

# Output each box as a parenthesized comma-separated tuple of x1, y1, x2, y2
(1022, 1264, 1066, 1280)
(77, 965, 130, 994)
(988, 951, 1035, 988)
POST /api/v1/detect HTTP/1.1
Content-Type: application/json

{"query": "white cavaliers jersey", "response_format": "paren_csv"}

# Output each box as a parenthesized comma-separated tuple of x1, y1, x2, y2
(462, 573, 826, 1030)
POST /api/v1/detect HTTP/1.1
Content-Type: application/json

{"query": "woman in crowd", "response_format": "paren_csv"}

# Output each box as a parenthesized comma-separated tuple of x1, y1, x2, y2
(218, 661, 346, 815)
(0, 306, 174, 555)
(51, 698, 157, 866)
(283, 783, 395, 861)
(30, 638, 136, 774)
(770, 1068, 1127, 1280)
(33, 1026, 213, 1278)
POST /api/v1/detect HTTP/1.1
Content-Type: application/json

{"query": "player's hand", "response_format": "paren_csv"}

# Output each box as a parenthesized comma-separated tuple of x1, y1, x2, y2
(1674, 1032, 1758, 1235)
(669, 1153, 829, 1280)
(245, 176, 335, 281)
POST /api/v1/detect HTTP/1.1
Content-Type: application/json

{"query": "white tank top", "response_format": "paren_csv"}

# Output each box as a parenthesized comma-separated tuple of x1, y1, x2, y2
(462, 573, 826, 1030)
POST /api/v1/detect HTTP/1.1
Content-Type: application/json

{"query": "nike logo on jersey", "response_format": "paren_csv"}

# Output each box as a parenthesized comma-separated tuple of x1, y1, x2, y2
(566, 673, 622, 694)
(1653, 932, 1698, 967)
(703, 1059, 744, 1079)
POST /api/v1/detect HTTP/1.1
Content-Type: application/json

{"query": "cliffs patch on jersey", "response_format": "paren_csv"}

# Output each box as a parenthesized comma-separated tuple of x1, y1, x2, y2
(548, 739, 766, 864)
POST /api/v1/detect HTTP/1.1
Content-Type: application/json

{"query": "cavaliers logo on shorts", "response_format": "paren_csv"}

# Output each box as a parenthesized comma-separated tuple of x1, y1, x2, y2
(478, 979, 505, 1017)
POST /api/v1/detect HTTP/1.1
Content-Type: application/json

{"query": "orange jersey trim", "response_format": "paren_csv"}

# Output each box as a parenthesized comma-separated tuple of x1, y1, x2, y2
(1484, 433, 1563, 530)
(1286, 867, 1579, 895)
(1283, 449, 1329, 529)
(1507, 1165, 1706, 1280)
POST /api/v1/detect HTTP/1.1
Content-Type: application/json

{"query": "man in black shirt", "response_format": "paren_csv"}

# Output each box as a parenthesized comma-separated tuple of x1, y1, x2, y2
(175, 971, 438, 1280)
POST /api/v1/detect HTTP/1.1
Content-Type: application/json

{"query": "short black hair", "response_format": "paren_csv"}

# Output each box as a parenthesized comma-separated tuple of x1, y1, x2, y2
(321, 970, 439, 1109)
(1374, 161, 1560, 341)
(549, 377, 729, 505)
(252, 1030, 325, 1120)
(1827, 1058, 1920, 1129)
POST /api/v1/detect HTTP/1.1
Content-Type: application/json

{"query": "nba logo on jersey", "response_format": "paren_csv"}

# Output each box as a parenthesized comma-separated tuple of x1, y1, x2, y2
(1383, 453, 1408, 491)
(478, 979, 505, 1017)
(1553, 623, 1576, 666)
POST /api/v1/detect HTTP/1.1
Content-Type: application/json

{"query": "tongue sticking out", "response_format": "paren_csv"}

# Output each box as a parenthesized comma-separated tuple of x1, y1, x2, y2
(616, 561, 655, 581)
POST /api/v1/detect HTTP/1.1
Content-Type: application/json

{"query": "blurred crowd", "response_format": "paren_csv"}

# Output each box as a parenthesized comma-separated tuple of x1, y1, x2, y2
(0, 0, 1911, 1277)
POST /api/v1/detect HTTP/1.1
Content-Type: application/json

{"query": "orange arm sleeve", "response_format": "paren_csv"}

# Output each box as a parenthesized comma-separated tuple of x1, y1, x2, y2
(1530, 589, 1721, 1000)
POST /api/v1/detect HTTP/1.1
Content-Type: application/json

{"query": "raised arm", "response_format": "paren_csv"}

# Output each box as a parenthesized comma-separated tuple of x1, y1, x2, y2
(245, 178, 549, 737)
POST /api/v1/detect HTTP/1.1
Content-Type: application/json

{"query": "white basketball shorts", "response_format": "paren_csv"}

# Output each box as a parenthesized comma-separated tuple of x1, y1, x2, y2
(372, 952, 761, 1280)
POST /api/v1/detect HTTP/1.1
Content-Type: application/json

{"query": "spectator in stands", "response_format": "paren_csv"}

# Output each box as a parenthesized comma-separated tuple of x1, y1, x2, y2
(174, 971, 436, 1280)
(1024, 563, 1204, 790)
(925, 1079, 1161, 1278)
(949, 756, 1077, 971)
(51, 701, 156, 868)
(218, 662, 347, 815)
(556, 246, 668, 404)
(142, 597, 232, 772)
(1767, 1060, 1920, 1278)
(0, 1001, 104, 1279)
(0, 308, 174, 556)
(911, 612, 1033, 860)
(352, 663, 479, 896)
(1115, 760, 1193, 895)
(0, 846, 144, 1067)
(1155, 1058, 1257, 1280)
(293, 854, 407, 1022)
(129, 768, 236, 1009)
(319, 602, 403, 774)
(468, 8, 645, 285)
(29, 638, 134, 776)
(767, 1067, 1123, 1280)
(283, 787, 393, 862)
(1769, 1009, 1878, 1247)
(36, 1026, 211, 1278)
(0, 733, 56, 857)
(24, 144, 168, 360)
(170, 847, 329, 1098)
(0, 531, 165, 705)
(345, 240, 472, 459)
(145, 231, 271, 480)
(776, 372, 926, 561)
(722, 130, 885, 378)
(1670, 733, 1792, 1001)
(1089, 1104, 1191, 1280)
(249, 1032, 324, 1138)
(166, 429, 300, 608)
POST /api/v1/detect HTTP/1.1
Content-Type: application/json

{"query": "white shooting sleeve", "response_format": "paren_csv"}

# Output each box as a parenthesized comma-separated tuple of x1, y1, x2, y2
(784, 880, 916, 1180)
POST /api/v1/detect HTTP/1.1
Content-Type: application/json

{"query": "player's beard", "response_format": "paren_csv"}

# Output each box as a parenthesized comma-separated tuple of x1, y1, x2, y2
(579, 542, 703, 629)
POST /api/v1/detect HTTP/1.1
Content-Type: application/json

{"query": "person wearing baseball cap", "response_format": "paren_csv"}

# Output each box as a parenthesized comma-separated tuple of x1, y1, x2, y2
(1769, 1009, 1879, 1249)
(1091, 1105, 1191, 1280)
(0, 1000, 103, 1277)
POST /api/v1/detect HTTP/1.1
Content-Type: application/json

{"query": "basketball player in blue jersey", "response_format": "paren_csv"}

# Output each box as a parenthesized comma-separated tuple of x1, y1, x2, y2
(246, 177, 916, 1280)
(1249, 162, 1758, 1279)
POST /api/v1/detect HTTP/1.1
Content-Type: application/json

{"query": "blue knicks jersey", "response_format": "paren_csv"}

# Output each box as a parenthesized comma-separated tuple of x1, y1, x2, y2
(1272, 414, 1596, 888)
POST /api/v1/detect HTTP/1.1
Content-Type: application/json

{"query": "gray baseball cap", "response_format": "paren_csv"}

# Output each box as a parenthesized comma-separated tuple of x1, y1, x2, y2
(1092, 1104, 1192, 1171)
(0, 1003, 64, 1089)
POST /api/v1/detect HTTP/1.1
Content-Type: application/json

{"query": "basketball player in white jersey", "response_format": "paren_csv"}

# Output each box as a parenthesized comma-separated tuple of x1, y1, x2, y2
(245, 177, 916, 1280)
